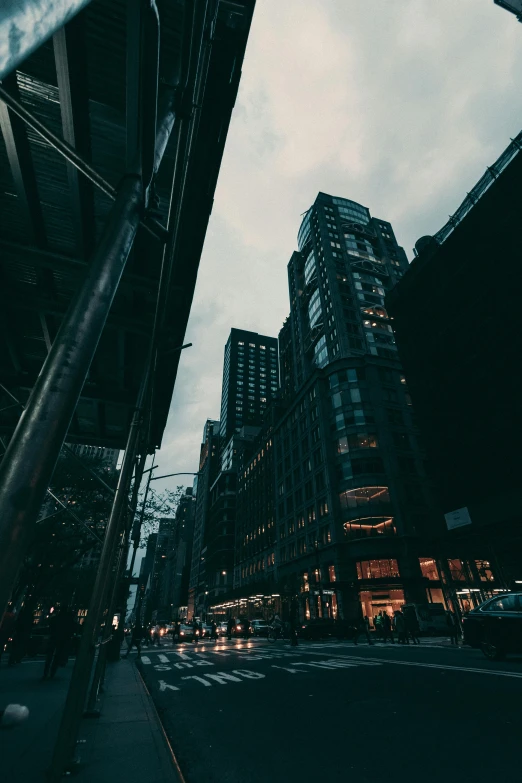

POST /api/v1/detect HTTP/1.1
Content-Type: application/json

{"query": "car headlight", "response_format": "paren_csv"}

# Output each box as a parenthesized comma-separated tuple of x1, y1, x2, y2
(180, 631, 185, 636)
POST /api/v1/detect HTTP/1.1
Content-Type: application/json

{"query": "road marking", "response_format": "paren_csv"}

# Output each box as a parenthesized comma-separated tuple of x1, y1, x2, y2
(204, 672, 243, 685)
(154, 665, 172, 671)
(159, 680, 180, 692)
(231, 669, 265, 679)
(325, 654, 522, 679)
(182, 676, 212, 687)
(141, 656, 151, 665)
(174, 662, 193, 669)
(159, 654, 170, 663)
(271, 665, 301, 674)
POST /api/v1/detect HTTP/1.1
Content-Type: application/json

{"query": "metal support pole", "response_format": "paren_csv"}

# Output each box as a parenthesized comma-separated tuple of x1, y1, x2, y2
(128, 454, 156, 579)
(0, 76, 179, 618)
(0, 0, 93, 80)
(47, 390, 145, 780)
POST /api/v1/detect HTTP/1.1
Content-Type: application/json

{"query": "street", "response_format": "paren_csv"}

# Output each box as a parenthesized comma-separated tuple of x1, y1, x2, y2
(136, 637, 522, 783)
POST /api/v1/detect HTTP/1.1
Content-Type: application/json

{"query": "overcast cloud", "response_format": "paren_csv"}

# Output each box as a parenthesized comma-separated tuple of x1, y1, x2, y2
(152, 0, 522, 494)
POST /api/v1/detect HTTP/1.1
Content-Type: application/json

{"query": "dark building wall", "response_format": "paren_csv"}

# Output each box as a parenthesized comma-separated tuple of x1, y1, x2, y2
(387, 139, 522, 587)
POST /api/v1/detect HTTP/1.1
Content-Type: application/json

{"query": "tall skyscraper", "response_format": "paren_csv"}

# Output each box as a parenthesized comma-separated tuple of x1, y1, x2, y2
(273, 192, 441, 624)
(219, 328, 279, 444)
(188, 420, 220, 619)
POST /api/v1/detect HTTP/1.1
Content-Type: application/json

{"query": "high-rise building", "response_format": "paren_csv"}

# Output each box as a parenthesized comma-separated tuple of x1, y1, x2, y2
(219, 328, 279, 445)
(273, 192, 443, 624)
(188, 420, 220, 619)
(157, 487, 196, 622)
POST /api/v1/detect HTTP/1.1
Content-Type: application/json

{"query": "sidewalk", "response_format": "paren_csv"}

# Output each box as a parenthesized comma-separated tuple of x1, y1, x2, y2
(0, 656, 180, 782)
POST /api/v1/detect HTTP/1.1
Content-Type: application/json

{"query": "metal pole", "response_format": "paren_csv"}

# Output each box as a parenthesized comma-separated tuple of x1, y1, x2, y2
(47, 390, 145, 780)
(128, 454, 156, 578)
(85, 449, 147, 713)
(0, 0, 93, 80)
(0, 79, 179, 619)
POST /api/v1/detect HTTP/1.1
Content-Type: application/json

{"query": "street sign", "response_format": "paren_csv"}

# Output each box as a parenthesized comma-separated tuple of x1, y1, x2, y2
(444, 507, 472, 530)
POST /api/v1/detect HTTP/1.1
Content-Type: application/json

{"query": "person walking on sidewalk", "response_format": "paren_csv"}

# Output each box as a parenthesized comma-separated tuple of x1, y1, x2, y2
(381, 611, 395, 644)
(446, 610, 460, 645)
(0, 604, 16, 666)
(394, 611, 408, 644)
(405, 613, 421, 645)
(353, 615, 373, 646)
(125, 624, 143, 658)
(43, 606, 78, 679)
(374, 612, 383, 640)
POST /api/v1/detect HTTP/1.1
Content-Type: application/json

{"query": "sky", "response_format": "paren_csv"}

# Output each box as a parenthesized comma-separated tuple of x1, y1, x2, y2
(152, 0, 522, 496)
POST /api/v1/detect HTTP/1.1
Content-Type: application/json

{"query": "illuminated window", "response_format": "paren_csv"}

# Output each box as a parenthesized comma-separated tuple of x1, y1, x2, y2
(356, 559, 400, 580)
(339, 486, 389, 509)
(475, 560, 495, 582)
(419, 558, 439, 581)
(328, 565, 336, 582)
(344, 517, 395, 540)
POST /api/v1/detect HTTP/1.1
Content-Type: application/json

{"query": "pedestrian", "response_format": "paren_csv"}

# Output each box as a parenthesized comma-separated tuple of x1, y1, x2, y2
(446, 610, 460, 645)
(125, 624, 143, 657)
(243, 618, 251, 639)
(394, 611, 408, 644)
(353, 615, 373, 646)
(405, 612, 420, 645)
(210, 620, 218, 644)
(227, 617, 234, 641)
(152, 623, 161, 647)
(192, 617, 200, 645)
(374, 612, 383, 640)
(381, 611, 395, 644)
(0, 604, 16, 666)
(43, 606, 78, 679)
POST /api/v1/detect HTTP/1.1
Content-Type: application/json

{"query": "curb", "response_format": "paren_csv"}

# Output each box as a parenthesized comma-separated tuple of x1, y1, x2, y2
(135, 662, 187, 783)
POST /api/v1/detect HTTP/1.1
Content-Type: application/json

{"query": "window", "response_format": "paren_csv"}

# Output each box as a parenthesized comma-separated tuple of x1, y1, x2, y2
(356, 559, 400, 579)
(328, 565, 336, 582)
(344, 517, 395, 540)
(475, 560, 495, 582)
(340, 486, 390, 509)
(308, 289, 322, 328)
(483, 595, 518, 612)
(419, 558, 439, 581)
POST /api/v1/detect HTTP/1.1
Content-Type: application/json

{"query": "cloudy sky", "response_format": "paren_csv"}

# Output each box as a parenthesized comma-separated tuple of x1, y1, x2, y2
(152, 0, 522, 495)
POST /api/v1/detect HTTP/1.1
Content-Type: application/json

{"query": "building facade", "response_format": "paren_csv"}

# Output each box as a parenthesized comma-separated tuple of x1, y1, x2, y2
(272, 192, 447, 625)
(388, 133, 522, 604)
(219, 328, 279, 445)
(188, 420, 220, 619)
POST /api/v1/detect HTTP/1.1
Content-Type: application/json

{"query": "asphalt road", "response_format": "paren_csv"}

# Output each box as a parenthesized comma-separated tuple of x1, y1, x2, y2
(136, 637, 522, 783)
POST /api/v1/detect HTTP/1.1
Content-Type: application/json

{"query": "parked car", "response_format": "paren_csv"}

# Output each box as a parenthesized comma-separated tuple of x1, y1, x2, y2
(462, 592, 522, 660)
(297, 618, 356, 641)
(218, 621, 228, 636)
(250, 620, 270, 637)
